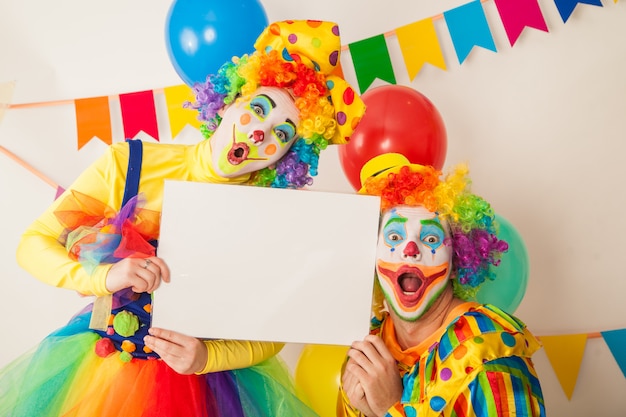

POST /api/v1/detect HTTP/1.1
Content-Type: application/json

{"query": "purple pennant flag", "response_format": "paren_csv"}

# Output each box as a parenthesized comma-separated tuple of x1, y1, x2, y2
(553, 0, 603, 23)
(601, 329, 626, 378)
(494, 0, 549, 46)
(443, 0, 497, 65)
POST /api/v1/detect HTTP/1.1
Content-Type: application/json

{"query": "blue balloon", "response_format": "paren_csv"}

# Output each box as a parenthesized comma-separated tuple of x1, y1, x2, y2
(165, 0, 268, 86)
(475, 214, 529, 313)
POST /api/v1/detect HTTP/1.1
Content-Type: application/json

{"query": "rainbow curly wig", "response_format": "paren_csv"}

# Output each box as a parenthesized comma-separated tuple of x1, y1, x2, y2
(186, 20, 364, 189)
(360, 155, 508, 308)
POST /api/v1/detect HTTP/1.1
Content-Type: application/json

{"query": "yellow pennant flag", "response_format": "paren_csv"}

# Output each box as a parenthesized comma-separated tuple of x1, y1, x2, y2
(0, 80, 16, 123)
(396, 19, 446, 80)
(164, 84, 202, 139)
(540, 334, 587, 400)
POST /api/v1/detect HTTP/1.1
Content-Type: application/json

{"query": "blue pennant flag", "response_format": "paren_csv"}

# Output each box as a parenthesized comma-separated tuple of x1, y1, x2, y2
(444, 0, 497, 65)
(601, 329, 626, 379)
(553, 0, 603, 23)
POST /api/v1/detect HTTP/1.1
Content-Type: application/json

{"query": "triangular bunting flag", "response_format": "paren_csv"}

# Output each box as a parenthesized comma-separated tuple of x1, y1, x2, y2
(164, 85, 202, 139)
(119, 90, 159, 141)
(601, 329, 626, 378)
(0, 80, 16, 123)
(348, 34, 396, 93)
(55, 186, 66, 200)
(396, 19, 447, 80)
(444, 0, 497, 65)
(553, 0, 603, 23)
(541, 334, 587, 400)
(75, 96, 113, 150)
(494, 0, 549, 46)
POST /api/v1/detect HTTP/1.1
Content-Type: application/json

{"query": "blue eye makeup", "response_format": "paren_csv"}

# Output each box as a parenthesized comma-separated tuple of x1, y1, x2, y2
(249, 94, 274, 119)
(382, 216, 408, 249)
(273, 121, 297, 144)
(419, 219, 445, 251)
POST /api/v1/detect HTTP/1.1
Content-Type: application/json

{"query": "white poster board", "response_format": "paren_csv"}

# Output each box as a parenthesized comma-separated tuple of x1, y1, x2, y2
(152, 180, 381, 346)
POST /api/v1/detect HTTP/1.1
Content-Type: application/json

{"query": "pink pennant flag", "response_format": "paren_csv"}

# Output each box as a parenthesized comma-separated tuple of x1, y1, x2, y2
(55, 186, 66, 200)
(119, 90, 159, 141)
(494, 0, 549, 46)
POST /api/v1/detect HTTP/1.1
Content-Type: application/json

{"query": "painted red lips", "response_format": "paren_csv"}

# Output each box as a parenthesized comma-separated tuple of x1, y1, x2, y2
(378, 265, 448, 307)
(227, 142, 250, 165)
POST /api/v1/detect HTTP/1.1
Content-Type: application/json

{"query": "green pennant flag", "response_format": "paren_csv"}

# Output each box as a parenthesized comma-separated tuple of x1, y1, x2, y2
(348, 35, 396, 93)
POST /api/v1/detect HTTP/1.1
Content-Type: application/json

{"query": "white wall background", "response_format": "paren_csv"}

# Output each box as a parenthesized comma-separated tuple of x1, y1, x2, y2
(1, 1, 625, 416)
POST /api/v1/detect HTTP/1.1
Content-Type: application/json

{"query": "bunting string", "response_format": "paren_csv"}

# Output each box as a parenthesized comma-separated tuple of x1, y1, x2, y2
(1, 0, 613, 149)
(0, 145, 58, 189)
(1, 1, 624, 397)
(2, 138, 626, 400)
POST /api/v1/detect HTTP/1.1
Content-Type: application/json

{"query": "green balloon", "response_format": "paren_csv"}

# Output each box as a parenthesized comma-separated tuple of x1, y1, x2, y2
(475, 214, 529, 313)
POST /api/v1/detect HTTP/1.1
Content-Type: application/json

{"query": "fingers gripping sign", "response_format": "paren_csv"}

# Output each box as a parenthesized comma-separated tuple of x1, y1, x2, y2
(106, 256, 171, 294)
(144, 327, 208, 375)
(343, 335, 403, 416)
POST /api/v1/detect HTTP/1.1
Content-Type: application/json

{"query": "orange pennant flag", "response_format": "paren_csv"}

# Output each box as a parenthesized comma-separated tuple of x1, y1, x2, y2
(75, 97, 113, 150)
(119, 90, 159, 141)
(164, 85, 202, 138)
(396, 19, 447, 80)
(540, 334, 587, 400)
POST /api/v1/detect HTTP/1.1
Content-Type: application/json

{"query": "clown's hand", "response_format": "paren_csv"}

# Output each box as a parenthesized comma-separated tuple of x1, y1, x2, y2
(105, 256, 170, 294)
(342, 359, 375, 416)
(143, 327, 208, 375)
(343, 335, 403, 417)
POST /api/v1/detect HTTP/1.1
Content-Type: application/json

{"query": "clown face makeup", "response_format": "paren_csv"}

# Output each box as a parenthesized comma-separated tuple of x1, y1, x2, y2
(376, 205, 452, 322)
(210, 86, 300, 177)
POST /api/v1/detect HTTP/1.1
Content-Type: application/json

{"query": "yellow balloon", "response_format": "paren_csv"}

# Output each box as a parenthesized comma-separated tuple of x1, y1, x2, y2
(294, 344, 350, 417)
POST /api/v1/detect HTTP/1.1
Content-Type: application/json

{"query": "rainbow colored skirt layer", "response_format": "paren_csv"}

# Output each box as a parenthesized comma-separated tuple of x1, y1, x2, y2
(0, 296, 317, 417)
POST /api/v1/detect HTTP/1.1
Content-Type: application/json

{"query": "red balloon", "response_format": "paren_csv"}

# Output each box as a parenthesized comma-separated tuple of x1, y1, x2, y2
(339, 85, 447, 191)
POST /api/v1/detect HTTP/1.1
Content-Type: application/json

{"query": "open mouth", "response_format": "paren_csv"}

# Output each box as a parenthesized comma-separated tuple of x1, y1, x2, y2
(227, 142, 250, 165)
(376, 265, 426, 306)
(377, 263, 448, 308)
(398, 272, 423, 294)
(225, 125, 267, 166)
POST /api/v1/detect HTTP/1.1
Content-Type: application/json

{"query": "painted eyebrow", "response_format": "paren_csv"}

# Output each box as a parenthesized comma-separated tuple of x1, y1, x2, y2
(258, 94, 276, 108)
(285, 118, 296, 127)
(420, 219, 444, 232)
(384, 216, 408, 229)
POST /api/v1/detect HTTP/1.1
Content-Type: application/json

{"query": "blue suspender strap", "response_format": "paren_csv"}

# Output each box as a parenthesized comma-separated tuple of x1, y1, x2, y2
(89, 139, 143, 332)
(89, 139, 144, 331)
(122, 139, 143, 207)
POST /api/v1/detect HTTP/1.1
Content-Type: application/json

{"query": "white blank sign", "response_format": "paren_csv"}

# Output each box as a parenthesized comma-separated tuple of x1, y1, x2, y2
(152, 180, 381, 346)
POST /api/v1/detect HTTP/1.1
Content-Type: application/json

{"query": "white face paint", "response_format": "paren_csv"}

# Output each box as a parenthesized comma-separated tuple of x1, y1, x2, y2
(376, 205, 452, 321)
(210, 86, 300, 177)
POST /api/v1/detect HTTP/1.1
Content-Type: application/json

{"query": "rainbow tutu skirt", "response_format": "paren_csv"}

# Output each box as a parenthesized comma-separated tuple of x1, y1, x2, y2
(0, 291, 318, 417)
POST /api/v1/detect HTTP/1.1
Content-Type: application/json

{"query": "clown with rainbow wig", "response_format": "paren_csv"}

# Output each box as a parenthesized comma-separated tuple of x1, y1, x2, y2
(339, 153, 545, 417)
(0, 20, 364, 417)
(188, 19, 364, 188)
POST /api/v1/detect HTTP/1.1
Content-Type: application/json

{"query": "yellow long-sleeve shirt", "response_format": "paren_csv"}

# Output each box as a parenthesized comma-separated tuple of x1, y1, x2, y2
(15, 140, 283, 373)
